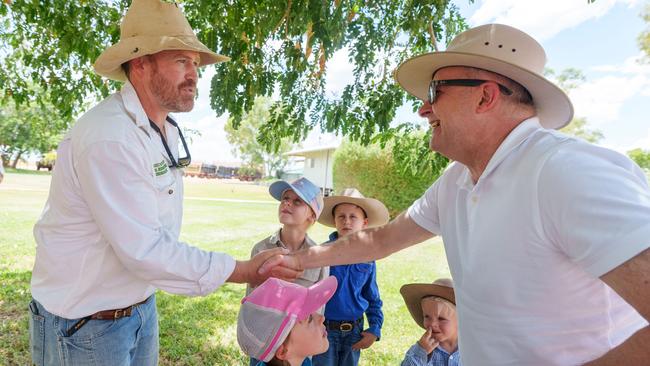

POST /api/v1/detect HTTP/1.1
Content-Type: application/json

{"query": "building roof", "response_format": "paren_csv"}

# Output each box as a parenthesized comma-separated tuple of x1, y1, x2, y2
(284, 143, 340, 157)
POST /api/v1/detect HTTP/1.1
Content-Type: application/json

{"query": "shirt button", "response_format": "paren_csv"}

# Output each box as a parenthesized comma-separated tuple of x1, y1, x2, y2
(168, 189, 174, 195)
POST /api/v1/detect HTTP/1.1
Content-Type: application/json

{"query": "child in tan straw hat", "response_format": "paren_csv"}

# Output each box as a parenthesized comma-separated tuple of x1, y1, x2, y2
(400, 278, 462, 366)
(312, 188, 389, 366)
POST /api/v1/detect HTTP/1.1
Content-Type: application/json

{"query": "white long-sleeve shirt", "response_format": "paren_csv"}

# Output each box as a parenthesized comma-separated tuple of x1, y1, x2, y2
(31, 82, 235, 319)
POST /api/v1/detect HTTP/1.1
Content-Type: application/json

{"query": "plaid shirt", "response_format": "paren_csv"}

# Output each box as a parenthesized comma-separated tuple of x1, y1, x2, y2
(401, 343, 462, 366)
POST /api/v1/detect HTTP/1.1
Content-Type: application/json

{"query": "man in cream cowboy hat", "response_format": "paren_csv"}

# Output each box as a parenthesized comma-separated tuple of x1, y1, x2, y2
(265, 24, 650, 365)
(29, 1, 298, 365)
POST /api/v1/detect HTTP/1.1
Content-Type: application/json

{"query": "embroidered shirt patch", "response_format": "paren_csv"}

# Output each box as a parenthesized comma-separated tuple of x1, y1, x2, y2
(154, 160, 168, 176)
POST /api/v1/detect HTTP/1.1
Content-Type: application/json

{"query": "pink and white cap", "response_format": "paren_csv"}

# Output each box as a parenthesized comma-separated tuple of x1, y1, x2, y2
(237, 276, 338, 362)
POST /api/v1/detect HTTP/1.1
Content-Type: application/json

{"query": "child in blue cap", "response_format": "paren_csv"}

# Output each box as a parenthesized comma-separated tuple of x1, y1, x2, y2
(247, 177, 328, 294)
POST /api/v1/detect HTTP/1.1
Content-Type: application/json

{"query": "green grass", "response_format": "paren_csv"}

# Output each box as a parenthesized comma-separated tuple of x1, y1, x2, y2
(0, 171, 448, 365)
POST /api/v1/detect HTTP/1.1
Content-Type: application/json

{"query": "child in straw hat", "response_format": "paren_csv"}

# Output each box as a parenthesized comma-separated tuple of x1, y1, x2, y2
(400, 278, 462, 366)
(312, 188, 389, 366)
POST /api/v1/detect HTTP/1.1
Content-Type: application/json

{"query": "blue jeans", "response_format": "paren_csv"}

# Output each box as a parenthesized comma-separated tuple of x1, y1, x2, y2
(312, 320, 363, 366)
(28, 295, 159, 366)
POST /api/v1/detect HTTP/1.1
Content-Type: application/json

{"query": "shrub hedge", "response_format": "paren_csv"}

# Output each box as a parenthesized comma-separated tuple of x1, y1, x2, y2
(332, 136, 448, 218)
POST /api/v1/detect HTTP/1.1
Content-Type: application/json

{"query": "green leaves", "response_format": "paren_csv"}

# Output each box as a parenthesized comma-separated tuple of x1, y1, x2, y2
(196, 0, 468, 163)
(224, 96, 294, 177)
(639, 3, 650, 62)
(1, 0, 127, 118)
(1, 0, 468, 175)
(333, 136, 447, 218)
(0, 90, 72, 165)
(627, 148, 650, 172)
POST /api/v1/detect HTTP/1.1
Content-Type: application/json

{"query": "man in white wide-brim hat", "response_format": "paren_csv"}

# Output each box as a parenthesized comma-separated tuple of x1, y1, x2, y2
(264, 24, 650, 365)
(29, 1, 298, 364)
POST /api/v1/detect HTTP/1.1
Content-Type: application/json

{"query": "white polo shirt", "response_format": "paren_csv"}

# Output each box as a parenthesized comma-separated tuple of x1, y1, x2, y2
(32, 82, 235, 319)
(408, 118, 650, 366)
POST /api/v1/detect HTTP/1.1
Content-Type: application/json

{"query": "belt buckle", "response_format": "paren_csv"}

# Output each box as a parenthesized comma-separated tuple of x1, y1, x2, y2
(114, 307, 132, 319)
(340, 322, 353, 332)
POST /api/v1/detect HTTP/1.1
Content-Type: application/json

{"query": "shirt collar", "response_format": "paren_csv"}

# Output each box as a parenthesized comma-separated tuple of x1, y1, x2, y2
(269, 229, 283, 246)
(434, 346, 460, 357)
(269, 229, 314, 250)
(120, 81, 150, 129)
(457, 116, 543, 190)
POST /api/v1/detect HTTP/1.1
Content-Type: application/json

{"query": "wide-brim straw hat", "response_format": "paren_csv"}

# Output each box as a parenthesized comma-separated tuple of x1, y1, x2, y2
(94, 0, 229, 81)
(318, 188, 390, 228)
(394, 23, 573, 130)
(400, 278, 455, 329)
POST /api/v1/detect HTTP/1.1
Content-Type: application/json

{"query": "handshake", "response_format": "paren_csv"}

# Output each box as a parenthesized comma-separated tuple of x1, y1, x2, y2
(227, 248, 306, 286)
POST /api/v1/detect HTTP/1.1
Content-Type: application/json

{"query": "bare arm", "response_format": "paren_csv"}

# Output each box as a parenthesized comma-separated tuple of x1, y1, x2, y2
(584, 248, 650, 365)
(260, 211, 434, 274)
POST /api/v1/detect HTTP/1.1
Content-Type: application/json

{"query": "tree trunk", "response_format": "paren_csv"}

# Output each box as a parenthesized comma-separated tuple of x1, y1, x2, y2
(11, 150, 24, 168)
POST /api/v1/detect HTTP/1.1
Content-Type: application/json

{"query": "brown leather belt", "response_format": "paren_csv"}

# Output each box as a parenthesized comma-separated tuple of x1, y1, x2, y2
(90, 298, 149, 320)
(66, 297, 150, 336)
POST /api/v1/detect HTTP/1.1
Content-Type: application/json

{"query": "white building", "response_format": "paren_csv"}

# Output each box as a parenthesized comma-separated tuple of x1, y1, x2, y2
(285, 143, 339, 195)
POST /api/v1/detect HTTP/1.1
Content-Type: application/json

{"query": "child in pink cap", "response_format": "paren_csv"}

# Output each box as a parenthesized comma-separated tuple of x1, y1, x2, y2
(238, 276, 338, 366)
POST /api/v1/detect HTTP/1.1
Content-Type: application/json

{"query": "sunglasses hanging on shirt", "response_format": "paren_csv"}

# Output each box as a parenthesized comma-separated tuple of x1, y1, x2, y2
(148, 116, 192, 168)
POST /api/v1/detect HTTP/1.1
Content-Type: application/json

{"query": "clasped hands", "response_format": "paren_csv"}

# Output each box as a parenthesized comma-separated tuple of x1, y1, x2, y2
(229, 247, 303, 286)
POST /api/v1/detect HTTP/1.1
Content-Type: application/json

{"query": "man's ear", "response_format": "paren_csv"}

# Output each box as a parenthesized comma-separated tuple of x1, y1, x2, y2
(476, 82, 500, 113)
(275, 344, 289, 361)
(129, 56, 145, 71)
(128, 55, 152, 78)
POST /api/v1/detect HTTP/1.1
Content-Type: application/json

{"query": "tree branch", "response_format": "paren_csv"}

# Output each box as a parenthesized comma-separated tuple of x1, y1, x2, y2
(428, 22, 439, 51)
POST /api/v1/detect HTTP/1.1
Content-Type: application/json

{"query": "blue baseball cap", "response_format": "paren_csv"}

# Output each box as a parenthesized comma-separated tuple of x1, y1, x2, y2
(269, 177, 324, 219)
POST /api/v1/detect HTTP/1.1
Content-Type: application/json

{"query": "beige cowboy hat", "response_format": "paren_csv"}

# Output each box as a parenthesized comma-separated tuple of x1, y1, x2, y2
(400, 278, 456, 329)
(318, 188, 390, 228)
(94, 0, 230, 81)
(394, 23, 573, 130)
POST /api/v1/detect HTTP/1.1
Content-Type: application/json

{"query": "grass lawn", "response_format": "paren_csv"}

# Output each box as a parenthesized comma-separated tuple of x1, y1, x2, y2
(0, 170, 449, 365)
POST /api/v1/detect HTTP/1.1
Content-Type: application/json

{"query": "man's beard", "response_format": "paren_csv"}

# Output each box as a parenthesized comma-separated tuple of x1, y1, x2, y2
(151, 70, 196, 112)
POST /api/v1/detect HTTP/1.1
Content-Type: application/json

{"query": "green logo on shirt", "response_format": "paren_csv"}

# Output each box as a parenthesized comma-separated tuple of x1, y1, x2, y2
(154, 160, 168, 176)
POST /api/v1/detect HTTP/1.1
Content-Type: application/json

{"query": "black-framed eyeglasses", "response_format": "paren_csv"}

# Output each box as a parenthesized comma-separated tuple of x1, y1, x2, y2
(148, 116, 191, 168)
(427, 79, 513, 104)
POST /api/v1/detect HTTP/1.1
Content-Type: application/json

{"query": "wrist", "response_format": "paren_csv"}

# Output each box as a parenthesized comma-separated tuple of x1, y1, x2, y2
(227, 260, 249, 284)
(413, 342, 430, 357)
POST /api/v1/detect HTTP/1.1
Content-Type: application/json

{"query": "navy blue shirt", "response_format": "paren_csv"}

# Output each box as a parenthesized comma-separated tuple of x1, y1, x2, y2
(323, 232, 384, 339)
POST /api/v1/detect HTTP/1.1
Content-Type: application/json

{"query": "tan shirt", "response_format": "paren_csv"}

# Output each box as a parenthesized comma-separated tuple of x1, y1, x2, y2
(246, 229, 329, 299)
